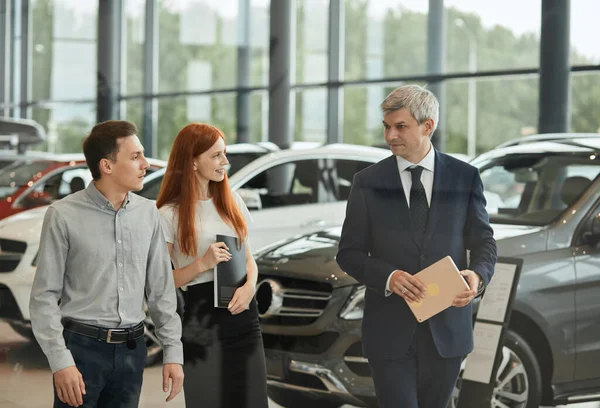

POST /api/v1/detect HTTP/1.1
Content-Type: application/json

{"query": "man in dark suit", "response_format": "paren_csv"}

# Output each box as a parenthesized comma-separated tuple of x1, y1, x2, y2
(336, 84, 497, 408)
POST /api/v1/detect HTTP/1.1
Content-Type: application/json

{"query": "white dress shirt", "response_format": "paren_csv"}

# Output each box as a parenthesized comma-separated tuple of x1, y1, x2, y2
(385, 144, 436, 295)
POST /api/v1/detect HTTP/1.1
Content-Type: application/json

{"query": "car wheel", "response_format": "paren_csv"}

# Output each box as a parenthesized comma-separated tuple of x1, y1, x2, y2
(8, 323, 35, 340)
(267, 387, 342, 408)
(450, 330, 542, 408)
(143, 316, 163, 366)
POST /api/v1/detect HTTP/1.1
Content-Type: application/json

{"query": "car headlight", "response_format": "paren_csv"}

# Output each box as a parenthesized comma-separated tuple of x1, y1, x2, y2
(339, 285, 365, 320)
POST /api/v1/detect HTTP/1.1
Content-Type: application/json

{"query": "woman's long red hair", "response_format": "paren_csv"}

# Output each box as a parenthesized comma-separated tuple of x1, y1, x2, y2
(156, 123, 247, 258)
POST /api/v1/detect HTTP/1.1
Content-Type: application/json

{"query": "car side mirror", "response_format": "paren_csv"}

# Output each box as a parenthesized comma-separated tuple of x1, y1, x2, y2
(237, 188, 262, 211)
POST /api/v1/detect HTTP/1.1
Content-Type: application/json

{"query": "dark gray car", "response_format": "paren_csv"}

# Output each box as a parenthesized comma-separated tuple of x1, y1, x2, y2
(254, 134, 600, 408)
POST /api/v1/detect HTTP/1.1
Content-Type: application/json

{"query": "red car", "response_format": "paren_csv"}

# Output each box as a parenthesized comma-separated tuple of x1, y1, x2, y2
(0, 153, 166, 220)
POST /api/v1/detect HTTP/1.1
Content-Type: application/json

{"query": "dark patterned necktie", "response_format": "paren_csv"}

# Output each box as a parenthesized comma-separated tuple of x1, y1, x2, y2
(408, 166, 429, 246)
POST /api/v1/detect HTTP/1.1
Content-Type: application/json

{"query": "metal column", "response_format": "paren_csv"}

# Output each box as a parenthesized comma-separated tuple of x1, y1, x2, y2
(8, 0, 18, 117)
(97, 0, 122, 123)
(538, 0, 570, 133)
(19, 0, 30, 118)
(236, 0, 251, 143)
(0, 0, 8, 116)
(426, 0, 446, 150)
(142, 0, 158, 157)
(326, 0, 344, 144)
(268, 0, 293, 149)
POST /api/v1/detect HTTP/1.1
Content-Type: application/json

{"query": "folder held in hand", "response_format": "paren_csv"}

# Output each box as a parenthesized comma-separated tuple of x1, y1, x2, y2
(406, 256, 469, 322)
(213, 234, 246, 308)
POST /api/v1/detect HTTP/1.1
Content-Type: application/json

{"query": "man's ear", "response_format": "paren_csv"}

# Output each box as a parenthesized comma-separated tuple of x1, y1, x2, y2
(423, 118, 435, 138)
(99, 158, 113, 176)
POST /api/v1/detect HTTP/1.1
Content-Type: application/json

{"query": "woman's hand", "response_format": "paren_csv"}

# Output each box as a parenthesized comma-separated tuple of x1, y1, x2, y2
(228, 282, 256, 315)
(200, 242, 232, 270)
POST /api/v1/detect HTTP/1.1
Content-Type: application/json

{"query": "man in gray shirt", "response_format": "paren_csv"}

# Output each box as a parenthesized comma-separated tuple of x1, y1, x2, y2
(30, 120, 184, 408)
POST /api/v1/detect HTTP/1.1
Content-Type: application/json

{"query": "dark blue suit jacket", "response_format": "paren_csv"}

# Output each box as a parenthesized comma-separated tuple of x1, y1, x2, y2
(336, 151, 497, 360)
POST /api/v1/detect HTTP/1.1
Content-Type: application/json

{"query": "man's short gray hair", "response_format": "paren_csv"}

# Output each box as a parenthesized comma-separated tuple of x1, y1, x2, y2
(381, 84, 439, 135)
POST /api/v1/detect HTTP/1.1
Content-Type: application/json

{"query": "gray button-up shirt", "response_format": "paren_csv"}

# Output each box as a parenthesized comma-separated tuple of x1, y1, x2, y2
(30, 182, 183, 373)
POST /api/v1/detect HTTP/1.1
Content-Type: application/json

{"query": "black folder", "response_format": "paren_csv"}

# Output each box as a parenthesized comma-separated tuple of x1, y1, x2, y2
(213, 234, 247, 308)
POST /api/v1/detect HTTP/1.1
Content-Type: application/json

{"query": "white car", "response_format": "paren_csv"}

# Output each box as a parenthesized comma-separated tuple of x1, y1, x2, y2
(0, 143, 390, 364)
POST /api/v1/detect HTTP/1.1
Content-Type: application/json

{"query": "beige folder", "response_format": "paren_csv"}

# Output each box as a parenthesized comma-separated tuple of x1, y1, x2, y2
(406, 256, 470, 322)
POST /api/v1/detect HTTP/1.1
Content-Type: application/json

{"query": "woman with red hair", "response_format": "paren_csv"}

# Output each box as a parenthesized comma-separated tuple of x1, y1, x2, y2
(157, 123, 268, 407)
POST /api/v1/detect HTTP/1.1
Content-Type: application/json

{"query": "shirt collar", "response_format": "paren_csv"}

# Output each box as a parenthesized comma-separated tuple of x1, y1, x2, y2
(396, 143, 435, 173)
(86, 181, 131, 211)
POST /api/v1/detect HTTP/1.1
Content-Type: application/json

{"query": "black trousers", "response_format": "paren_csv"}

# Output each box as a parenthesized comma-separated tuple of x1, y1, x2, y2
(181, 282, 268, 408)
(368, 321, 463, 408)
(53, 330, 146, 408)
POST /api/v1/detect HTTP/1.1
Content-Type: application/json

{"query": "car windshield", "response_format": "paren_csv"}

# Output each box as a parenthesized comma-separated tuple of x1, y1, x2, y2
(477, 153, 600, 226)
(0, 159, 54, 199)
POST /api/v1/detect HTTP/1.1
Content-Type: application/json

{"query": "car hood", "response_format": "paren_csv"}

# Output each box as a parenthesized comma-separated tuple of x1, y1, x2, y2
(492, 223, 544, 240)
(256, 223, 545, 288)
(256, 230, 358, 289)
(0, 205, 49, 243)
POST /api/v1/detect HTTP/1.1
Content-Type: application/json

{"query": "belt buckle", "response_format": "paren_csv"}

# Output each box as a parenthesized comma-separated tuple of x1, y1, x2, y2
(106, 329, 125, 343)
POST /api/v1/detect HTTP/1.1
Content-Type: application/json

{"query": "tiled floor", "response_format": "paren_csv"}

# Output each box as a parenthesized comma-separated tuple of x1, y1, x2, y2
(0, 322, 598, 408)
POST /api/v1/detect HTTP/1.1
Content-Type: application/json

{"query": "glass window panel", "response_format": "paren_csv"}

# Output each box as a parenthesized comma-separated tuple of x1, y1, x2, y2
(294, 88, 327, 144)
(31, 103, 96, 153)
(250, 91, 269, 143)
(122, 98, 145, 144)
(445, 0, 541, 73)
(156, 93, 237, 160)
(123, 0, 146, 96)
(571, 0, 600, 65)
(343, 84, 391, 146)
(571, 72, 600, 133)
(296, 0, 329, 84)
(30, 0, 97, 101)
(345, 0, 428, 81)
(158, 0, 240, 93)
(250, 0, 270, 87)
(444, 76, 539, 156)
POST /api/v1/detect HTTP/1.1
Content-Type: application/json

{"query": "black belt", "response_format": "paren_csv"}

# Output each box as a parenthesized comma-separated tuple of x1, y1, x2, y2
(63, 319, 144, 344)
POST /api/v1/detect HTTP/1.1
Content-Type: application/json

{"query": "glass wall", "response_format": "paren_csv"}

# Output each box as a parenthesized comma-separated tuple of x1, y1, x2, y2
(30, 0, 97, 102)
(31, 103, 96, 153)
(1, 0, 599, 157)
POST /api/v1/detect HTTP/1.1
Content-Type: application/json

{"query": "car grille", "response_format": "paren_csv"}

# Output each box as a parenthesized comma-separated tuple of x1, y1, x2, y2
(344, 342, 371, 377)
(0, 239, 26, 273)
(263, 332, 339, 354)
(256, 275, 332, 326)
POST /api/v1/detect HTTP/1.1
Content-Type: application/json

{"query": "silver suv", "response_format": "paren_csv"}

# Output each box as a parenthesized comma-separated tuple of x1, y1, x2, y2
(253, 133, 600, 408)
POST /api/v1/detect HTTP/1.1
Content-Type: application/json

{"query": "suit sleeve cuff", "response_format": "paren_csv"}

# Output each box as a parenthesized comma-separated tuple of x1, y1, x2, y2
(48, 349, 76, 374)
(384, 270, 396, 297)
(162, 345, 184, 365)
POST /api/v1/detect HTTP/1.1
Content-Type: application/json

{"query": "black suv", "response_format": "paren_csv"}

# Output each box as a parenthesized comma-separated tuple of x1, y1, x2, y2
(254, 134, 600, 408)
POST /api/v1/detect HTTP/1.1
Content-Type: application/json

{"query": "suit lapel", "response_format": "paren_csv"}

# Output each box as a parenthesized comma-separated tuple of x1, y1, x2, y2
(422, 150, 449, 249)
(377, 156, 417, 245)
(378, 156, 411, 229)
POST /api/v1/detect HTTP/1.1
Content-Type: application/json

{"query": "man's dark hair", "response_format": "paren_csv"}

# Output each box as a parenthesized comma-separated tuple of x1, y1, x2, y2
(83, 120, 138, 180)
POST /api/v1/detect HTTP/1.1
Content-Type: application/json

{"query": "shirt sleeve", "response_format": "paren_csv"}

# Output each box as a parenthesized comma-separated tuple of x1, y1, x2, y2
(233, 191, 254, 225)
(29, 206, 76, 373)
(145, 207, 184, 365)
(158, 205, 176, 244)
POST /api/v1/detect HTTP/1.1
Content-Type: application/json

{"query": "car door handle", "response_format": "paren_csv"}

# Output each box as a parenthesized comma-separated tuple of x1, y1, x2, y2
(301, 219, 326, 228)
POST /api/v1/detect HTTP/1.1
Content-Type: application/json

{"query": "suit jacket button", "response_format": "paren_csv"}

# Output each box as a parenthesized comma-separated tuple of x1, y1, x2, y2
(420, 255, 426, 261)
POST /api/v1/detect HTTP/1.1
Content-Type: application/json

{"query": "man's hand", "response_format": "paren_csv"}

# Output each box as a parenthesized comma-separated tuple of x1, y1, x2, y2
(389, 270, 427, 303)
(54, 366, 85, 407)
(452, 269, 480, 307)
(163, 363, 184, 402)
(228, 282, 255, 315)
